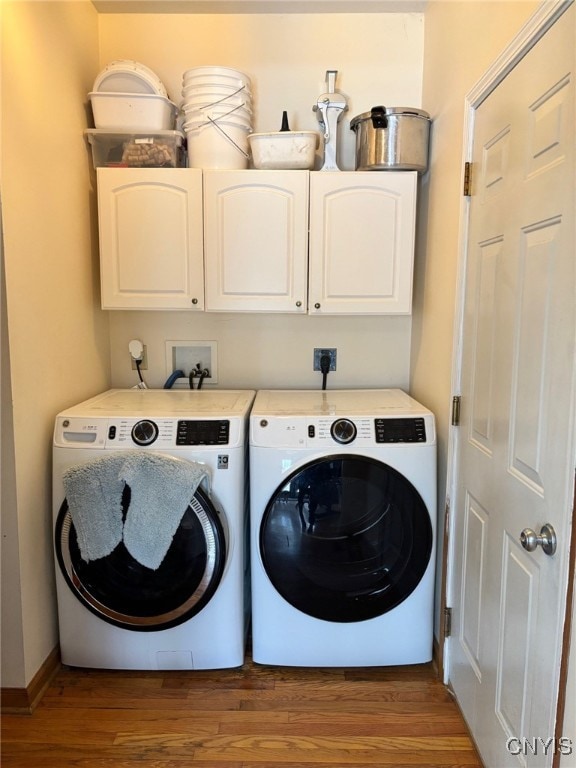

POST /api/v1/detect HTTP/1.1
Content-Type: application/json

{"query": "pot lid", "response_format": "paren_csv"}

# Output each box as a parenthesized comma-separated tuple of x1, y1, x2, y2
(350, 106, 430, 128)
(93, 60, 168, 98)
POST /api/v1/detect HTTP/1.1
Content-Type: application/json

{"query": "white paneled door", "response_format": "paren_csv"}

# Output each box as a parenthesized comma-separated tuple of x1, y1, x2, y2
(449, 5, 575, 767)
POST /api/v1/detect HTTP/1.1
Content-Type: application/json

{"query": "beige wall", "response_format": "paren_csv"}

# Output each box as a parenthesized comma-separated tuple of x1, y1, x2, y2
(1, 203, 26, 687)
(1, 1, 110, 687)
(98, 11, 425, 392)
(98, 12, 425, 170)
(414, 0, 538, 502)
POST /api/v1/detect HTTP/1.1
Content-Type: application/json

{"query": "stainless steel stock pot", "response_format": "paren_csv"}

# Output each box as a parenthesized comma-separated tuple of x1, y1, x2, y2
(350, 106, 431, 173)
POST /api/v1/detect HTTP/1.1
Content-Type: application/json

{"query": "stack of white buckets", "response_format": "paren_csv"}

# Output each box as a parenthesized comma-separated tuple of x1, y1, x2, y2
(181, 66, 253, 169)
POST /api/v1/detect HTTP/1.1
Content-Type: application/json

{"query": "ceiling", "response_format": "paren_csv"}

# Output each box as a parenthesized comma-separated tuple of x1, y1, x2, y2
(90, 0, 427, 13)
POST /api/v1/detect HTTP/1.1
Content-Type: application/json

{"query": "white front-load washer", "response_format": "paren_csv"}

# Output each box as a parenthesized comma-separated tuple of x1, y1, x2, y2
(53, 388, 254, 670)
(250, 389, 436, 667)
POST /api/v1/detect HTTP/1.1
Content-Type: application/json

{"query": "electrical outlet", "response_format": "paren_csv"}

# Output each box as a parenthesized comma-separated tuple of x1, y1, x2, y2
(130, 345, 147, 370)
(313, 348, 337, 371)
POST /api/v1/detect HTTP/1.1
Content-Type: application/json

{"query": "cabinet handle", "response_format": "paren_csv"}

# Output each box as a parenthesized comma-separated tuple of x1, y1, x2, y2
(296, 301, 302, 308)
(314, 302, 321, 310)
(191, 298, 198, 305)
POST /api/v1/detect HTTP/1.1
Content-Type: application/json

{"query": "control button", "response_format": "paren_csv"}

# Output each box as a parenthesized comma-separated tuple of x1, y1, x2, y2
(331, 418, 357, 444)
(308, 424, 316, 438)
(108, 426, 117, 440)
(131, 419, 159, 446)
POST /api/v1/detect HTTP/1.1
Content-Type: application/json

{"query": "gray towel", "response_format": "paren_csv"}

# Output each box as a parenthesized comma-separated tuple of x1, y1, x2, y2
(62, 455, 125, 562)
(120, 452, 209, 570)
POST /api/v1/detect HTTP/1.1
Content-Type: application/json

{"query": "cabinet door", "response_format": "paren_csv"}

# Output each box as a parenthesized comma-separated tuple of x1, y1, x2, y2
(309, 172, 417, 314)
(204, 170, 309, 312)
(97, 168, 204, 310)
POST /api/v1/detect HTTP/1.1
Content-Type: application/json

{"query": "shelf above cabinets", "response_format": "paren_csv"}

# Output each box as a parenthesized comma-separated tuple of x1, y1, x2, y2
(97, 168, 417, 315)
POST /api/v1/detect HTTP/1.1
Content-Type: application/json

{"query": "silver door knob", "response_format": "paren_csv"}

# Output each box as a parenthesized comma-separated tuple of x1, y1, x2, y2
(520, 523, 557, 556)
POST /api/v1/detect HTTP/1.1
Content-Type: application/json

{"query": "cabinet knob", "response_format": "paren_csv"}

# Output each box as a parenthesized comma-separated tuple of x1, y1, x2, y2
(314, 302, 321, 310)
(191, 298, 198, 305)
(296, 301, 302, 308)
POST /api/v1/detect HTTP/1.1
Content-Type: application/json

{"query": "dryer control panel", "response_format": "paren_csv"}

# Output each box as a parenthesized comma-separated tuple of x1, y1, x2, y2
(251, 415, 433, 448)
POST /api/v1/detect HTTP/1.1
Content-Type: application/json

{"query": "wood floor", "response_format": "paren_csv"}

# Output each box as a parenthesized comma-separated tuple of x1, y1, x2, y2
(1, 655, 482, 768)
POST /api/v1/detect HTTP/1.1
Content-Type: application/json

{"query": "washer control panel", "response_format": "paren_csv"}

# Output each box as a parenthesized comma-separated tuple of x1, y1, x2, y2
(176, 420, 230, 446)
(375, 417, 427, 443)
(55, 417, 239, 448)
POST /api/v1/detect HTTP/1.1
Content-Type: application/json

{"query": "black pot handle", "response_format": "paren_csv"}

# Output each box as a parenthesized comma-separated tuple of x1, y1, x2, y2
(370, 105, 388, 129)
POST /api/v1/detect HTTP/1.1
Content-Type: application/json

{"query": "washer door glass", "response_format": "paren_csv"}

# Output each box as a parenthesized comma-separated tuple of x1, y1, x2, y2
(260, 456, 433, 623)
(55, 485, 226, 631)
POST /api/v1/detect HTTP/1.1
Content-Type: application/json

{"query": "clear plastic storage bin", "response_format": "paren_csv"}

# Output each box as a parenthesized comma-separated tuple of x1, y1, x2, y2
(85, 129, 186, 168)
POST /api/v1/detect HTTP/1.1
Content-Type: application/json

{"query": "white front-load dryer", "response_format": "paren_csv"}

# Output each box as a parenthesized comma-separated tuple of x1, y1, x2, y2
(53, 388, 254, 670)
(250, 389, 436, 667)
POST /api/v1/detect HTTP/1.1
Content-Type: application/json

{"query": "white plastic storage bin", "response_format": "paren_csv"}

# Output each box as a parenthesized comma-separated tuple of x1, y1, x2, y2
(248, 131, 319, 170)
(89, 92, 177, 130)
(85, 130, 186, 168)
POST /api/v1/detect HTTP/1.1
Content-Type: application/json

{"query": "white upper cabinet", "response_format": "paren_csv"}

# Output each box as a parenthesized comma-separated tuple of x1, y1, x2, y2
(204, 169, 417, 314)
(309, 172, 417, 315)
(97, 168, 417, 314)
(97, 168, 204, 310)
(203, 170, 309, 313)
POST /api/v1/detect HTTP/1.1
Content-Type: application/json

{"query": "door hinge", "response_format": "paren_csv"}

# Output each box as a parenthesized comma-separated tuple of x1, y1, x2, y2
(451, 395, 461, 426)
(463, 161, 472, 196)
(443, 606, 452, 638)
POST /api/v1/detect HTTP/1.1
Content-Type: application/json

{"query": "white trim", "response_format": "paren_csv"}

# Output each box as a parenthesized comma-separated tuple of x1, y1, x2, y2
(443, 0, 574, 683)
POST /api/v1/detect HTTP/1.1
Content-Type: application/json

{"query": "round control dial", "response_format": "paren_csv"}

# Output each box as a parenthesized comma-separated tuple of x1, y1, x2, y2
(131, 419, 159, 446)
(330, 418, 357, 444)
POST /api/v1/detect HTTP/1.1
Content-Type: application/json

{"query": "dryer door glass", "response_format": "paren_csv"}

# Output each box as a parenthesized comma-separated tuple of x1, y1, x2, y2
(55, 486, 226, 631)
(260, 456, 433, 622)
